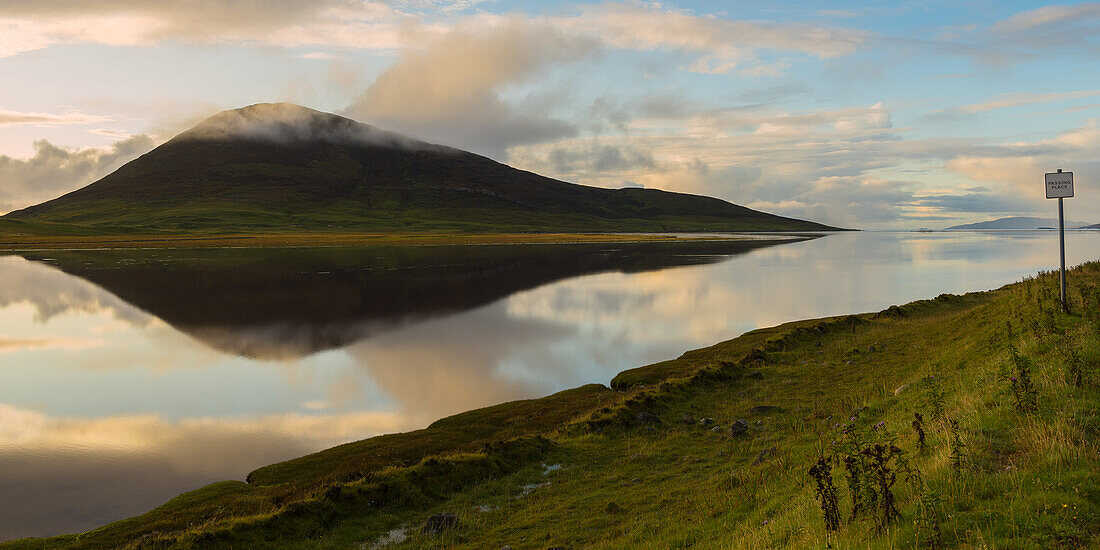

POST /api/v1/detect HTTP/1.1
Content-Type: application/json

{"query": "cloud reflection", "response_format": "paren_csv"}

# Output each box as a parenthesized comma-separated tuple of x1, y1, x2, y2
(0, 403, 424, 541)
(0, 256, 150, 325)
(347, 301, 576, 419)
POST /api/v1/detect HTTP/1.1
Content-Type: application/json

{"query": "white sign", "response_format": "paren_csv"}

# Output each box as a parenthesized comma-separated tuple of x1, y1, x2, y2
(1045, 171, 1074, 199)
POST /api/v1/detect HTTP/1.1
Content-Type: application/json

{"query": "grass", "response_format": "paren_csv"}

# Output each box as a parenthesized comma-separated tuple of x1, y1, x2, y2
(5, 263, 1099, 549)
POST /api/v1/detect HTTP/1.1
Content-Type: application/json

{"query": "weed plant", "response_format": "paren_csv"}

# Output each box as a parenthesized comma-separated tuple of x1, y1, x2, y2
(947, 419, 966, 473)
(911, 412, 927, 452)
(1007, 346, 1038, 413)
(807, 457, 841, 533)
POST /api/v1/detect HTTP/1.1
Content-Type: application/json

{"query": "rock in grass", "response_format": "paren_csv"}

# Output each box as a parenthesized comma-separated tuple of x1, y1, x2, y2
(680, 414, 696, 425)
(699, 417, 716, 426)
(750, 405, 783, 414)
(729, 419, 749, 437)
(753, 447, 778, 465)
(710, 425, 724, 434)
(421, 513, 459, 535)
(636, 412, 661, 424)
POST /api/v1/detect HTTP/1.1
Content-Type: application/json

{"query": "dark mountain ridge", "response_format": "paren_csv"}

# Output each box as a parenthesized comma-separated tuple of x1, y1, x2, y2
(4, 103, 837, 233)
(945, 216, 1091, 230)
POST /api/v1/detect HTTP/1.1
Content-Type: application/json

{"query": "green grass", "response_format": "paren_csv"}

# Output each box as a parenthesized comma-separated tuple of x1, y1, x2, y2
(6, 264, 1100, 549)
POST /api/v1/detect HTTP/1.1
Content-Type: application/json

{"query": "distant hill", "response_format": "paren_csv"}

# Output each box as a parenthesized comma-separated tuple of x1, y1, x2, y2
(1084, 223, 1100, 230)
(945, 216, 1092, 230)
(2, 103, 837, 234)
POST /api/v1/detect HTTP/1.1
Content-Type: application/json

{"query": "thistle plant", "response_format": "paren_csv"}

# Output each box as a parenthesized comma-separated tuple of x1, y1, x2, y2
(1008, 346, 1037, 413)
(924, 376, 946, 421)
(948, 419, 966, 473)
(911, 412, 927, 452)
(914, 482, 944, 549)
(1059, 338, 1085, 388)
(808, 456, 841, 533)
(861, 441, 902, 531)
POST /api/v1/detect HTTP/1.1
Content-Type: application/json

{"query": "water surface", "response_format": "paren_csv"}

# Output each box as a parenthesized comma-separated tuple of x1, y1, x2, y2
(2, 231, 1098, 540)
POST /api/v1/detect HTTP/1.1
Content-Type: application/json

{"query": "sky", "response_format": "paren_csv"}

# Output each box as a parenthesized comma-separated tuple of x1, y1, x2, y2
(1, 1, 1099, 229)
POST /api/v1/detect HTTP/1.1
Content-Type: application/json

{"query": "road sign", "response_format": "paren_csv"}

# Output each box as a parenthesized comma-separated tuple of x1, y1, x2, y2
(1045, 169, 1073, 311)
(1045, 171, 1074, 198)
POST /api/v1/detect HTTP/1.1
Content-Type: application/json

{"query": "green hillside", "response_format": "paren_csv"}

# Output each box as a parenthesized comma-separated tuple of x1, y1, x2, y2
(7, 263, 1098, 549)
(1, 104, 837, 235)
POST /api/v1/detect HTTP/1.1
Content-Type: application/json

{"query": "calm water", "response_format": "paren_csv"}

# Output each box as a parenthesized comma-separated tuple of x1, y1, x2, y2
(2, 231, 1099, 540)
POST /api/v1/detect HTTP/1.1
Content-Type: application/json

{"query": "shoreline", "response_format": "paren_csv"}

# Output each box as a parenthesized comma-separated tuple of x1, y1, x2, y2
(0, 231, 829, 251)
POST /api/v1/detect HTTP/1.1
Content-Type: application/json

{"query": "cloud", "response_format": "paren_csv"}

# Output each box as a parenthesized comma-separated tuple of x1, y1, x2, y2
(565, 2, 867, 75)
(935, 3, 1100, 65)
(926, 90, 1100, 120)
(507, 97, 1087, 228)
(177, 103, 436, 150)
(943, 119, 1100, 200)
(0, 337, 101, 353)
(540, 142, 656, 176)
(0, 0, 424, 57)
(912, 191, 1033, 214)
(0, 107, 110, 126)
(345, 18, 599, 158)
(0, 134, 154, 213)
(0, 0, 871, 73)
(990, 2, 1100, 33)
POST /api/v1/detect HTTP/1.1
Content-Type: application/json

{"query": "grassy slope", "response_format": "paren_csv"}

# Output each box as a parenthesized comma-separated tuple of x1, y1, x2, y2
(0, 196, 832, 237)
(7, 265, 1099, 549)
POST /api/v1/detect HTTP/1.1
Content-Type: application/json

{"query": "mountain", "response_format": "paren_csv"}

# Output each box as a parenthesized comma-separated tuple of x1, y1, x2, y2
(945, 216, 1092, 230)
(1084, 223, 1100, 229)
(2, 103, 837, 233)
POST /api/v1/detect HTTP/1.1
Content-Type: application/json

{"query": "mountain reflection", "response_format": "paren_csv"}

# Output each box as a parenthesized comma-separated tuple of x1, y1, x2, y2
(11, 239, 808, 359)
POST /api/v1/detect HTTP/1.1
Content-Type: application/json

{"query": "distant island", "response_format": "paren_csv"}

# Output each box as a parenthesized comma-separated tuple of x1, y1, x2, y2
(0, 103, 838, 237)
(945, 216, 1093, 230)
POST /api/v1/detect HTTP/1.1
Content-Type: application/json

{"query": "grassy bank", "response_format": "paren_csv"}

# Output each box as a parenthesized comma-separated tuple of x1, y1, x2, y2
(7, 264, 1099, 549)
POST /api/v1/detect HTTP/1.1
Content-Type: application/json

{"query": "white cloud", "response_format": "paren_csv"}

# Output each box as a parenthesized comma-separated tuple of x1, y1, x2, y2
(506, 98, 1095, 228)
(562, 2, 867, 75)
(0, 0, 426, 57)
(0, 134, 154, 213)
(0, 107, 110, 126)
(944, 119, 1100, 200)
(936, 3, 1100, 65)
(990, 2, 1100, 33)
(0, 337, 101, 353)
(345, 17, 599, 158)
(0, 0, 871, 80)
(928, 91, 1100, 117)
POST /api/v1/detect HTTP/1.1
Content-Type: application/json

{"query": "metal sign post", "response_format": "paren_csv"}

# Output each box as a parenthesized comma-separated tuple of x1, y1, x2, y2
(1045, 169, 1074, 312)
